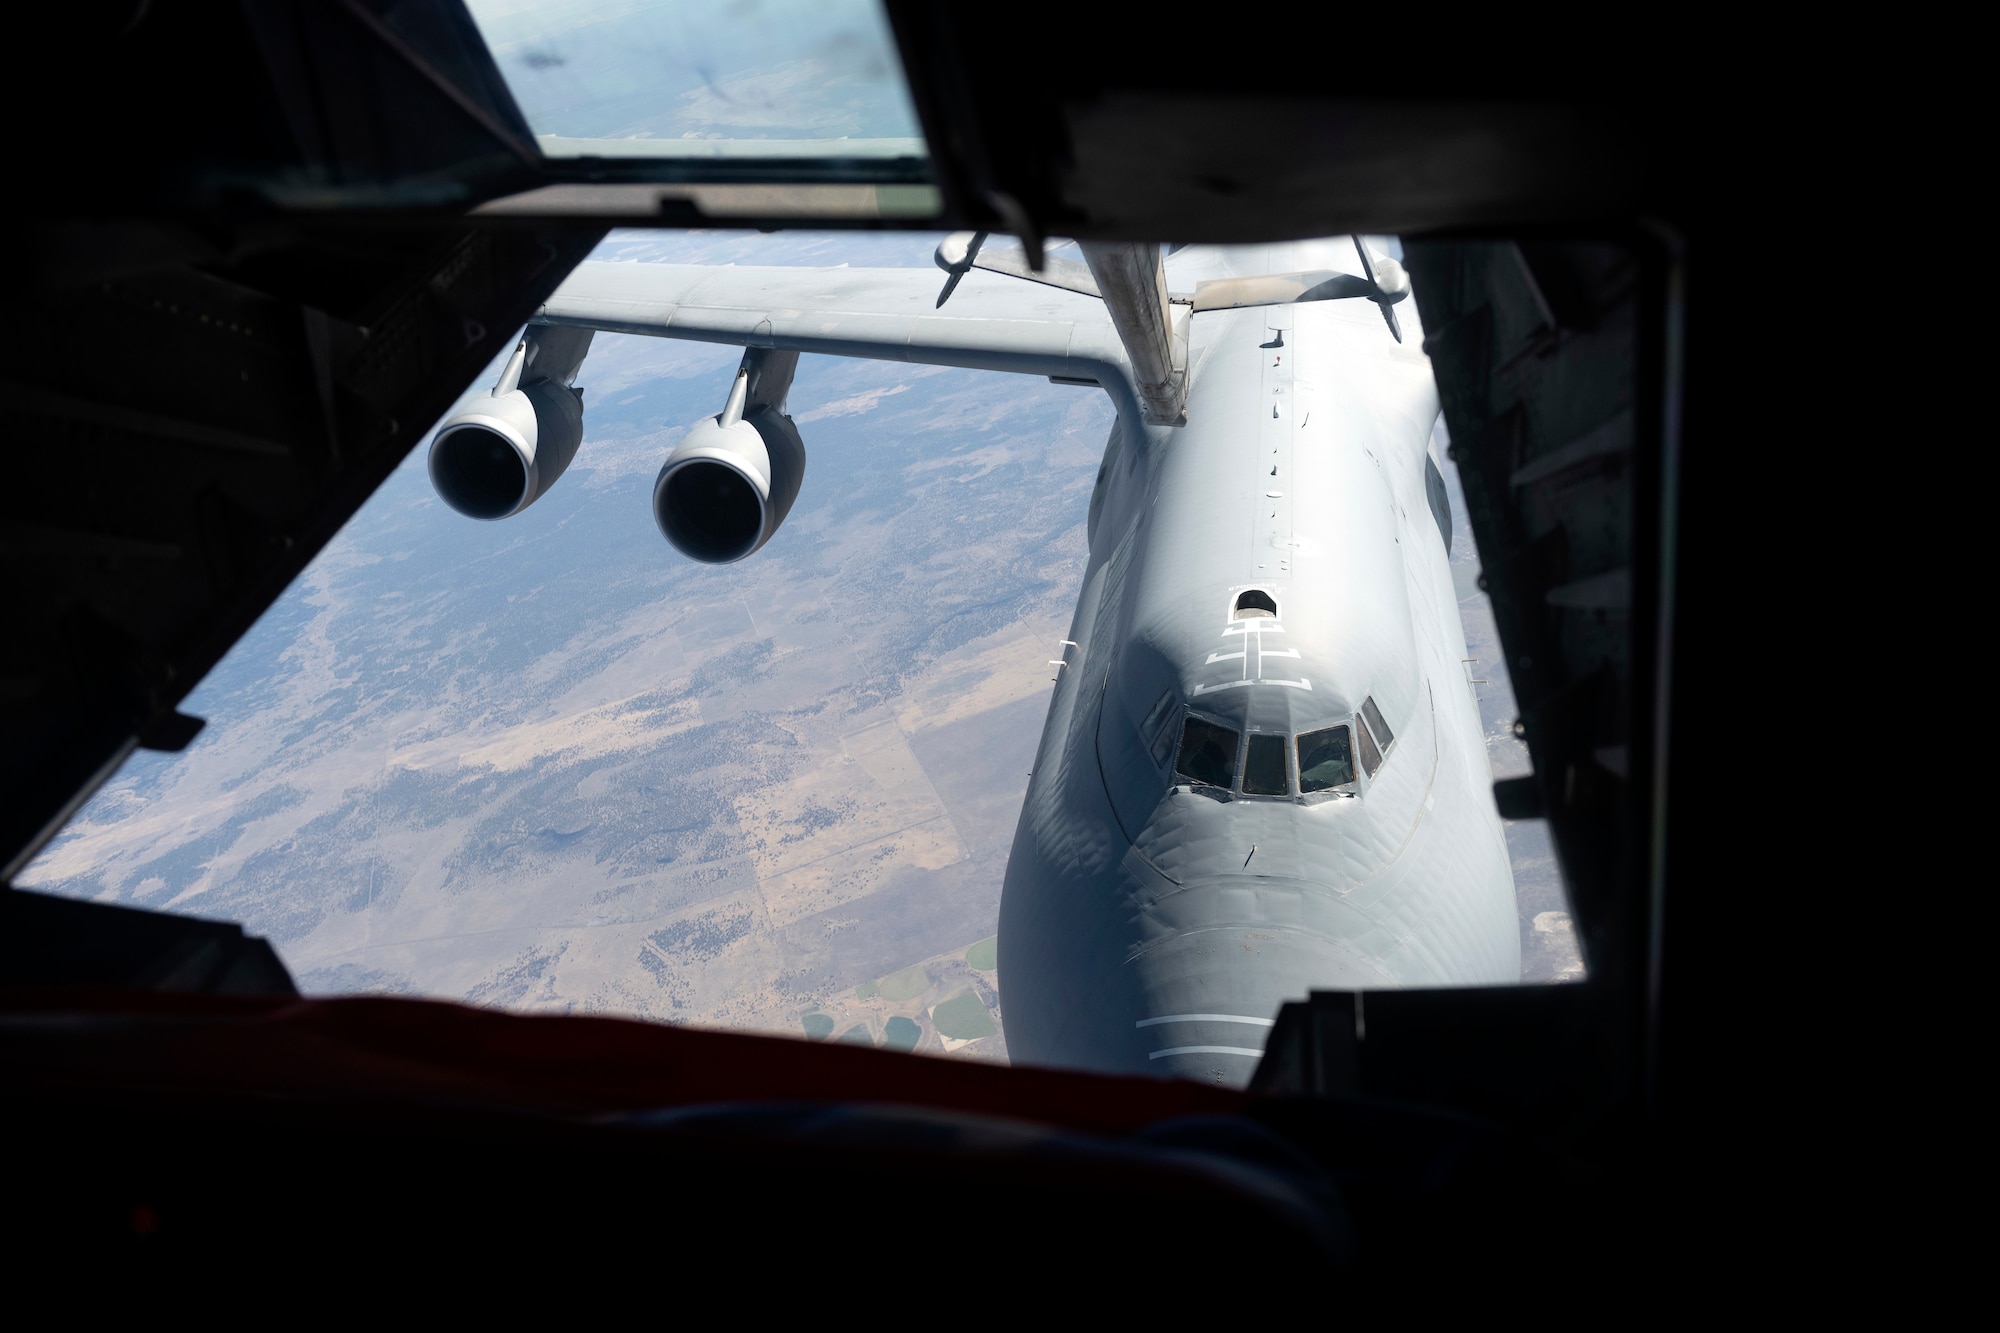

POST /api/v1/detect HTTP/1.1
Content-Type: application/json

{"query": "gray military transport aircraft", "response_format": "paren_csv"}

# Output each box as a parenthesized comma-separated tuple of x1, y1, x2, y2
(424, 234, 1517, 1085)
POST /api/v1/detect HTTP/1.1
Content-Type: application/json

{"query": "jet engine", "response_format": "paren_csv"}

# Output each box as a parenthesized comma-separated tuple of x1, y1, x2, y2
(654, 348, 805, 563)
(428, 326, 595, 520)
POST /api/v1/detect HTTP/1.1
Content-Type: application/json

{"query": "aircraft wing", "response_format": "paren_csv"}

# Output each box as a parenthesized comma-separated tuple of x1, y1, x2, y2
(537, 260, 1133, 403)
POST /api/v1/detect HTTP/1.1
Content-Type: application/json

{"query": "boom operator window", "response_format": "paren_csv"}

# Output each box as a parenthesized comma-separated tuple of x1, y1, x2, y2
(1175, 715, 1239, 789)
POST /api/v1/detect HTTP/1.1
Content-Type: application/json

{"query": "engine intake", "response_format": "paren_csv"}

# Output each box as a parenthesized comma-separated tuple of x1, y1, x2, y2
(655, 349, 805, 563)
(429, 327, 594, 520)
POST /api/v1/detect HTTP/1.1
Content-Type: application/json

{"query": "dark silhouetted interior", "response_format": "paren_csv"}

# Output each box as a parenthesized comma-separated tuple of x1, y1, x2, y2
(431, 426, 529, 519)
(2, 889, 295, 995)
(0, 0, 1757, 1291)
(659, 461, 764, 562)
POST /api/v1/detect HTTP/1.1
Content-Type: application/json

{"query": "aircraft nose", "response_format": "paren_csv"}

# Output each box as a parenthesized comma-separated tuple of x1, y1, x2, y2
(1135, 1009, 1278, 1086)
(1122, 891, 1392, 1088)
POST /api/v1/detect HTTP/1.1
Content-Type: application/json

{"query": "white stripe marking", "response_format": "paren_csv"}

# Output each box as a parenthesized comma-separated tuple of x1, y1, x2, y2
(1135, 1014, 1277, 1028)
(1148, 1046, 1265, 1060)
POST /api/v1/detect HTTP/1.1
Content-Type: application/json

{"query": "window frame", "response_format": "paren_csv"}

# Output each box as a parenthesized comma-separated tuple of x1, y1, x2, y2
(1355, 708, 1385, 778)
(1171, 710, 1242, 792)
(1359, 695, 1396, 756)
(1140, 688, 1179, 769)
(1231, 588, 1280, 620)
(1240, 728, 1292, 797)
(1296, 723, 1359, 796)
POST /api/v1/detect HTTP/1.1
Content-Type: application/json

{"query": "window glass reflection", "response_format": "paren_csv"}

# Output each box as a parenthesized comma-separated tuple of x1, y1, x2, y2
(1174, 716, 1238, 789)
(1242, 733, 1289, 795)
(1360, 695, 1394, 752)
(1297, 726, 1355, 792)
(1355, 714, 1384, 777)
(1141, 689, 1178, 766)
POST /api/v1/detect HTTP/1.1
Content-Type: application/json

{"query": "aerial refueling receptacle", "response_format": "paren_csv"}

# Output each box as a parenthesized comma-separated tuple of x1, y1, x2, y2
(428, 325, 595, 521)
(653, 347, 806, 564)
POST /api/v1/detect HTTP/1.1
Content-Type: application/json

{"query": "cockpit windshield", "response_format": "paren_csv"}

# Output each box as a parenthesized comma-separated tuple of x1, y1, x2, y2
(1354, 716, 1384, 777)
(1141, 689, 1179, 766)
(1175, 716, 1239, 789)
(1242, 733, 1289, 795)
(1360, 696, 1395, 752)
(1297, 726, 1356, 792)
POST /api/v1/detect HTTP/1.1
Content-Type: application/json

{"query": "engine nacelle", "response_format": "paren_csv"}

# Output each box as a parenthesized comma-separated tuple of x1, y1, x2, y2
(655, 349, 805, 563)
(429, 327, 594, 520)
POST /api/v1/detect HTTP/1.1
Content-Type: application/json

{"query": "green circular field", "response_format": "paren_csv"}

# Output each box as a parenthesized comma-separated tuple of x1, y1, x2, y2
(931, 990, 996, 1040)
(877, 964, 930, 1002)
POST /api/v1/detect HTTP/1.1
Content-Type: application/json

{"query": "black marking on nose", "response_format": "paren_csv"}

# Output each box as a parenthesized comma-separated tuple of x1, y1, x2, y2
(1271, 405, 1278, 419)
(1243, 843, 1257, 868)
(1261, 329, 1284, 348)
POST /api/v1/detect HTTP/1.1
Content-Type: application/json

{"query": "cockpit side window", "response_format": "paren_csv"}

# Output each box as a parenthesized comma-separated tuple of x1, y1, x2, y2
(1242, 733, 1289, 795)
(1233, 589, 1277, 618)
(1360, 696, 1395, 752)
(1355, 711, 1385, 777)
(1175, 715, 1239, 789)
(1298, 726, 1355, 792)
(1141, 688, 1178, 766)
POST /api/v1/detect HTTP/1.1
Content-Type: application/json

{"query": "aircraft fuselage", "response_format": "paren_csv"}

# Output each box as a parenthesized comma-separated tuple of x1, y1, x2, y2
(997, 258, 1518, 1086)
